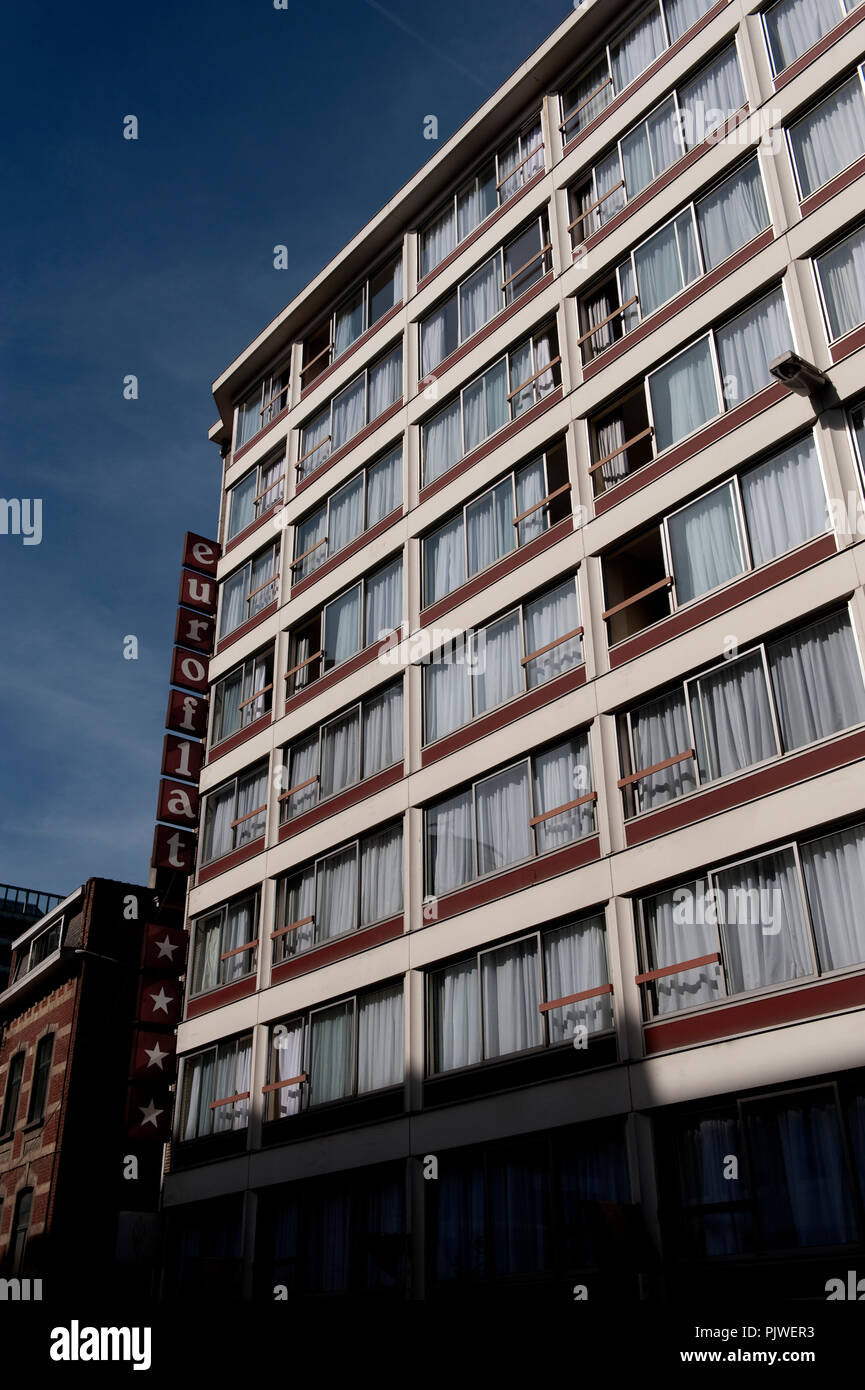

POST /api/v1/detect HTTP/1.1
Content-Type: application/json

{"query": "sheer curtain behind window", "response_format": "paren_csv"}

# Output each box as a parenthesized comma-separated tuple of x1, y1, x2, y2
(295, 507, 327, 582)
(365, 557, 401, 643)
(219, 570, 247, 639)
(476, 765, 532, 873)
(425, 643, 470, 743)
(765, 0, 846, 75)
(324, 587, 361, 668)
(818, 225, 865, 339)
(316, 848, 357, 943)
(286, 734, 318, 820)
(789, 76, 865, 199)
(543, 917, 611, 1038)
(678, 45, 745, 148)
(649, 337, 719, 451)
(767, 611, 865, 750)
(644, 883, 722, 1013)
(320, 711, 359, 799)
(621, 97, 680, 196)
(300, 408, 332, 479)
(423, 399, 462, 484)
(532, 735, 594, 852)
(369, 347, 402, 421)
(360, 824, 403, 924)
(235, 768, 266, 845)
(668, 483, 744, 604)
(690, 650, 778, 781)
(696, 159, 770, 270)
(740, 436, 826, 567)
(431, 959, 480, 1072)
(717, 288, 793, 405)
(223, 898, 254, 983)
(424, 515, 465, 605)
(665, 0, 714, 41)
(524, 580, 582, 687)
(422, 206, 456, 278)
(270, 1019, 304, 1118)
(333, 377, 366, 451)
(716, 849, 812, 994)
(472, 612, 522, 715)
(481, 939, 542, 1058)
(744, 1093, 855, 1247)
(309, 1001, 352, 1105)
(466, 479, 514, 575)
(427, 790, 474, 895)
(460, 258, 500, 339)
(631, 689, 697, 809)
(801, 823, 865, 971)
(515, 458, 547, 546)
(280, 870, 314, 955)
(328, 475, 364, 556)
(203, 785, 235, 863)
(366, 447, 402, 525)
(363, 683, 403, 775)
(610, 6, 665, 92)
(358, 985, 403, 1092)
(192, 914, 222, 994)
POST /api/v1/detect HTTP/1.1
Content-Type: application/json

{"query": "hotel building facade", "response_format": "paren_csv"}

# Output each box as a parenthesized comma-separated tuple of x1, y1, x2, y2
(163, 0, 865, 1301)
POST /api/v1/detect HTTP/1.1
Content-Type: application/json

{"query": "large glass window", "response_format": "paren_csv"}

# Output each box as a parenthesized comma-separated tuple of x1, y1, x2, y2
(281, 681, 403, 820)
(299, 343, 402, 481)
(191, 893, 259, 996)
(201, 762, 268, 865)
(179, 1036, 252, 1141)
(763, 0, 861, 78)
(422, 322, 560, 486)
(285, 554, 403, 695)
(815, 222, 865, 341)
(210, 649, 273, 748)
(234, 367, 289, 451)
(300, 253, 403, 387)
(218, 544, 279, 639)
(226, 453, 285, 540)
(425, 734, 594, 898)
(292, 444, 402, 583)
(787, 68, 865, 201)
(273, 821, 403, 961)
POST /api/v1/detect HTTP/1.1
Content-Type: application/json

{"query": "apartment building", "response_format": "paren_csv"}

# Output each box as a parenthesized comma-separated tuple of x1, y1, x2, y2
(163, 0, 865, 1302)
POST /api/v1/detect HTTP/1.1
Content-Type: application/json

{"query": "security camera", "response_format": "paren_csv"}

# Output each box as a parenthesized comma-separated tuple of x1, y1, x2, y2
(769, 351, 828, 397)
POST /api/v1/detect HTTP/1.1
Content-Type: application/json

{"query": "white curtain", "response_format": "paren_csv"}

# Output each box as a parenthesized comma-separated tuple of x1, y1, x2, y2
(213, 668, 243, 744)
(218, 568, 247, 638)
(234, 767, 266, 845)
(696, 158, 770, 270)
(630, 689, 697, 809)
(423, 399, 462, 484)
(309, 1001, 352, 1105)
(427, 789, 474, 895)
(789, 75, 865, 199)
(524, 579, 581, 687)
(181, 1051, 214, 1140)
(295, 506, 327, 582)
(597, 411, 630, 489)
(235, 391, 261, 450)
(360, 824, 403, 923)
(744, 1093, 855, 1247)
(329, 474, 364, 556)
(644, 883, 722, 1013)
(801, 823, 865, 970)
(515, 457, 546, 546)
(543, 916, 611, 1039)
(320, 710, 359, 799)
(717, 287, 793, 406)
(667, 483, 743, 603)
(286, 733, 318, 820)
(583, 285, 614, 358)
(472, 611, 522, 715)
(459, 257, 499, 339)
(595, 147, 628, 221)
(424, 515, 465, 604)
(532, 735, 593, 852)
(818, 224, 865, 339)
(677, 1115, 747, 1256)
(765, 0, 845, 74)
(678, 45, 745, 148)
(365, 557, 401, 643)
(431, 959, 480, 1071)
(422, 205, 456, 278)
(767, 610, 865, 750)
(203, 784, 235, 863)
(334, 289, 364, 357)
(270, 1018, 304, 1119)
(635, 218, 687, 316)
(690, 650, 777, 780)
(621, 96, 679, 196)
(466, 479, 514, 575)
(257, 456, 284, 515)
(504, 220, 545, 305)
(716, 849, 812, 994)
(740, 435, 826, 567)
(508, 340, 535, 417)
(280, 869, 314, 956)
(457, 164, 496, 238)
(476, 764, 532, 873)
(366, 446, 402, 526)
(421, 299, 454, 376)
(424, 642, 470, 742)
(332, 376, 365, 451)
(300, 406, 331, 479)
(358, 984, 403, 1092)
(563, 56, 611, 138)
(228, 472, 256, 539)
(363, 683, 403, 775)
(324, 586, 361, 667)
(316, 847, 358, 943)
(481, 939, 542, 1058)
(369, 346, 402, 421)
(212, 1039, 250, 1133)
(192, 913, 222, 994)
(610, 5, 665, 91)
(664, 0, 714, 42)
(465, 359, 508, 449)
(248, 548, 276, 617)
(649, 336, 719, 451)
(223, 897, 255, 983)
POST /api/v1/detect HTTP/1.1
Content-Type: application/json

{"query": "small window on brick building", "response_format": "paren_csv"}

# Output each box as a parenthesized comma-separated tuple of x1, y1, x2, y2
(28, 1035, 53, 1124)
(1, 1052, 24, 1134)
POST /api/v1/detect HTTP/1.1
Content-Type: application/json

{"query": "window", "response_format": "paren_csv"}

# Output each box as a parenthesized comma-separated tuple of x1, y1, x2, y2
(234, 366, 290, 451)
(179, 1036, 252, 1141)
(849, 401, 865, 488)
(201, 762, 268, 865)
(422, 322, 561, 486)
(420, 214, 552, 375)
(300, 253, 403, 388)
(787, 68, 865, 201)
(264, 982, 403, 1119)
(423, 441, 570, 607)
(425, 734, 595, 898)
(226, 453, 285, 541)
(10, 1188, 33, 1276)
(429, 916, 611, 1074)
(10, 918, 63, 984)
(217, 543, 279, 639)
(763, 0, 861, 78)
(670, 1082, 865, 1257)
(191, 893, 259, 996)
(567, 45, 746, 243)
(602, 433, 828, 642)
(420, 116, 544, 278)
(272, 821, 403, 961)
(815, 222, 865, 341)
(292, 443, 402, 583)
(210, 649, 273, 747)
(620, 607, 865, 814)
(27, 1035, 53, 1124)
(424, 578, 582, 743)
(578, 159, 771, 361)
(298, 343, 403, 481)
(559, 0, 716, 141)
(1, 1053, 24, 1134)
(589, 285, 794, 492)
(637, 820, 865, 1018)
(285, 554, 403, 695)
(281, 681, 403, 821)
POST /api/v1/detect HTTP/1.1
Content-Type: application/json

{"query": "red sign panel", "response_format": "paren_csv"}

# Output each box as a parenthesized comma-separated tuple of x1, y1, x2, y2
(174, 606, 216, 655)
(156, 778, 199, 827)
(126, 1084, 173, 1141)
(137, 975, 182, 1027)
(165, 688, 208, 738)
(151, 824, 196, 874)
(179, 567, 218, 613)
(161, 733, 203, 784)
(141, 922, 187, 972)
(170, 647, 209, 694)
(130, 1028, 177, 1080)
(182, 532, 220, 575)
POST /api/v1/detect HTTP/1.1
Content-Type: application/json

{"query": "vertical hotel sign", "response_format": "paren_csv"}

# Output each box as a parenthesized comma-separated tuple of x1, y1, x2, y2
(151, 532, 220, 876)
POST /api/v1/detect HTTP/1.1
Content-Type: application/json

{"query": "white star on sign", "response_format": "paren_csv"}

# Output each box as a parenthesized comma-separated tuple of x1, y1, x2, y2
(138, 1100, 164, 1128)
(155, 934, 180, 960)
(143, 1041, 169, 1070)
(149, 986, 173, 1014)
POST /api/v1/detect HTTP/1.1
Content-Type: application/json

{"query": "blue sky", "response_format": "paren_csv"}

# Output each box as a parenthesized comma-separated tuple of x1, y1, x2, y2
(0, 0, 567, 896)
